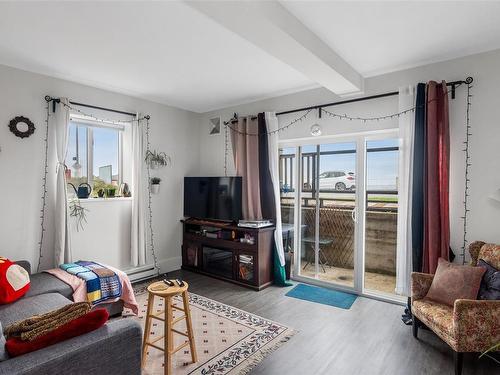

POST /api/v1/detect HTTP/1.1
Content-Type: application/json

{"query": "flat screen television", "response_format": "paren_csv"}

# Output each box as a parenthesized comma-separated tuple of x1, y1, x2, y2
(184, 177, 242, 221)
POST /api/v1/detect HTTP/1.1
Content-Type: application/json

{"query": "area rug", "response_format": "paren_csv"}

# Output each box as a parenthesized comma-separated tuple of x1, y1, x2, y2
(124, 285, 296, 374)
(285, 283, 357, 309)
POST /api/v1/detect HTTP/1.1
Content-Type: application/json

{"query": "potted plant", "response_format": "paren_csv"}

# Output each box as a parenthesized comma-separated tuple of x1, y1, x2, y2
(145, 150, 171, 169)
(69, 198, 88, 232)
(150, 177, 161, 194)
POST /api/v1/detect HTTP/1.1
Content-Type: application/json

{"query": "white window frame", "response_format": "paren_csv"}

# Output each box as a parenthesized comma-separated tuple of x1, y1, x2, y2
(68, 119, 123, 190)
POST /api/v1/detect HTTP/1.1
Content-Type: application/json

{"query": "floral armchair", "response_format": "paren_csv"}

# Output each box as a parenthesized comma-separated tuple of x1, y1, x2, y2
(411, 241, 500, 375)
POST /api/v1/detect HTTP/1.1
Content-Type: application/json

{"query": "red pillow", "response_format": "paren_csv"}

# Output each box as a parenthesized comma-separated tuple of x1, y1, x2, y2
(425, 258, 486, 306)
(0, 257, 30, 304)
(6, 308, 109, 357)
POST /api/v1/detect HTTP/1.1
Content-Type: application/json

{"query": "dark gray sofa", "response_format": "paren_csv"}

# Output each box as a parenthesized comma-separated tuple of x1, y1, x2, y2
(0, 261, 142, 375)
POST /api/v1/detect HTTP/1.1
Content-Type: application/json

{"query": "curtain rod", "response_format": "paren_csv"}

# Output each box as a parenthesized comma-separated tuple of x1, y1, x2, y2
(44, 96, 136, 117)
(275, 77, 473, 116)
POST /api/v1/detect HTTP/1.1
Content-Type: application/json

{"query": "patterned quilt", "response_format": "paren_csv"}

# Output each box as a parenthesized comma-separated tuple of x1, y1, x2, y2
(59, 261, 122, 305)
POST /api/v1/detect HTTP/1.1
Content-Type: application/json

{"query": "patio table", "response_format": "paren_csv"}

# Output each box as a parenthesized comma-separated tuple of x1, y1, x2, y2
(301, 236, 334, 273)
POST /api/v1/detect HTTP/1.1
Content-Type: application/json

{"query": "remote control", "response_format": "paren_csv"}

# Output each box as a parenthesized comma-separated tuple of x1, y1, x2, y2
(163, 279, 174, 287)
(176, 279, 185, 287)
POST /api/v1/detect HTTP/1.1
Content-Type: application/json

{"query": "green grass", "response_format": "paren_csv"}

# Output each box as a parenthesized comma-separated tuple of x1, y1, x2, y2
(368, 196, 398, 203)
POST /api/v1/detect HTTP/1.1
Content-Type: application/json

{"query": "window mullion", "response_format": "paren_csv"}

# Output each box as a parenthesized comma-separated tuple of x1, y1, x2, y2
(87, 127, 94, 189)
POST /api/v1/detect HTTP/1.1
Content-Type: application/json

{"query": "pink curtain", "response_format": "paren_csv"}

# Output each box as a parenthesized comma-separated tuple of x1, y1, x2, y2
(423, 81, 450, 273)
(230, 116, 263, 220)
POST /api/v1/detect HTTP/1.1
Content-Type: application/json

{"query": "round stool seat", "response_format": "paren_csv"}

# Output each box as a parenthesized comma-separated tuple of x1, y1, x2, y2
(147, 281, 188, 297)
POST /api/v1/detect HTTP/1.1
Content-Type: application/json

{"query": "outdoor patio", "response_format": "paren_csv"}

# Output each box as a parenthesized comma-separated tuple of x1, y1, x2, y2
(299, 264, 397, 295)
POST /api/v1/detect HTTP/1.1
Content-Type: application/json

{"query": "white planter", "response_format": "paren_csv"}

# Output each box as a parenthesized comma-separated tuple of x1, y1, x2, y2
(151, 184, 160, 194)
(150, 161, 159, 170)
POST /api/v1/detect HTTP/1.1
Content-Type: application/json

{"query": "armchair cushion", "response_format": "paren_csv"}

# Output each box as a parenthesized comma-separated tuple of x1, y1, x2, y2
(478, 259, 500, 300)
(425, 258, 485, 306)
(412, 298, 455, 346)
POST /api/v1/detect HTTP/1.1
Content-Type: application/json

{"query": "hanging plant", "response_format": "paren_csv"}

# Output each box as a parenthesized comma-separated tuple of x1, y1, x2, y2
(145, 150, 171, 169)
(150, 177, 161, 194)
(69, 198, 88, 232)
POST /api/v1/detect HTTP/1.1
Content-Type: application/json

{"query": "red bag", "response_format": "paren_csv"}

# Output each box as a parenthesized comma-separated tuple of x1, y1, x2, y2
(0, 257, 30, 304)
(6, 308, 109, 357)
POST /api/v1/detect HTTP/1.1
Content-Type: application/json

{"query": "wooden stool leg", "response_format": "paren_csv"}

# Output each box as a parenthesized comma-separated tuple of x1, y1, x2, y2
(182, 291, 197, 363)
(142, 293, 154, 368)
(164, 296, 174, 375)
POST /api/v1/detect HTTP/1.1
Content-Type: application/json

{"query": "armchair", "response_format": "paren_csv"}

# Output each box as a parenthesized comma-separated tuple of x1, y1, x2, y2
(411, 242, 500, 375)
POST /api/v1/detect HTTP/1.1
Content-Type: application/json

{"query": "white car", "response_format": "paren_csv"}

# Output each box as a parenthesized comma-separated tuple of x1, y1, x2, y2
(319, 171, 355, 191)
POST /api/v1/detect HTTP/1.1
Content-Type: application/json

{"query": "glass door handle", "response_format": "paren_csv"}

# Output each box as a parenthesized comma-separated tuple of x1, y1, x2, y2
(351, 207, 357, 223)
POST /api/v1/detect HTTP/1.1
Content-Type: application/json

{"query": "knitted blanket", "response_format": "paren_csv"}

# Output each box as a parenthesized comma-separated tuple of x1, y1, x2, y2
(59, 261, 122, 305)
(5, 302, 90, 341)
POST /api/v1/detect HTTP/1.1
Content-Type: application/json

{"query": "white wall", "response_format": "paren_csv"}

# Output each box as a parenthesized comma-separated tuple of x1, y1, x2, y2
(198, 49, 500, 259)
(0, 64, 201, 272)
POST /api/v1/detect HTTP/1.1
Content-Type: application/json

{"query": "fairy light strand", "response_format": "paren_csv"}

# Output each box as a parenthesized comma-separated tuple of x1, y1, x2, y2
(37, 102, 50, 272)
(223, 82, 464, 137)
(145, 115, 160, 275)
(461, 82, 473, 263)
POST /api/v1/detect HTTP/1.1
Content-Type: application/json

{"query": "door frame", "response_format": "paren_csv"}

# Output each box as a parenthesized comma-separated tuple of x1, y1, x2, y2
(279, 129, 405, 305)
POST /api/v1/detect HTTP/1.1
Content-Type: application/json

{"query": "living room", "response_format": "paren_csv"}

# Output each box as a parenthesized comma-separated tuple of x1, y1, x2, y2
(0, 1, 499, 375)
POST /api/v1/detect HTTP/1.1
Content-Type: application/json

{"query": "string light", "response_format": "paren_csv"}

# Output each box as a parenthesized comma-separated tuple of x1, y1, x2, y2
(461, 81, 473, 263)
(37, 101, 50, 272)
(144, 115, 160, 275)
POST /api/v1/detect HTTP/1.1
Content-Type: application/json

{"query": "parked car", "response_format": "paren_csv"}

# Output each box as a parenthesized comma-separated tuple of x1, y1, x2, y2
(319, 171, 355, 191)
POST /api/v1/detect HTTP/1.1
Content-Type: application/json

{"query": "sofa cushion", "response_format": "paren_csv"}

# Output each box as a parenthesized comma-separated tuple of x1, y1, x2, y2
(0, 322, 8, 361)
(0, 293, 71, 328)
(412, 298, 455, 345)
(478, 259, 500, 300)
(425, 258, 486, 306)
(25, 272, 73, 300)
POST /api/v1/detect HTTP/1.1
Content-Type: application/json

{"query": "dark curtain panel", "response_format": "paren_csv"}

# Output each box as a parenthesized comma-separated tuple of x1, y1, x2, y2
(423, 81, 450, 274)
(257, 113, 276, 220)
(411, 83, 426, 273)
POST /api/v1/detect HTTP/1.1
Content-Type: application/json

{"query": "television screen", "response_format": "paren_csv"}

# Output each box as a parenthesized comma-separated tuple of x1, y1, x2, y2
(184, 177, 242, 221)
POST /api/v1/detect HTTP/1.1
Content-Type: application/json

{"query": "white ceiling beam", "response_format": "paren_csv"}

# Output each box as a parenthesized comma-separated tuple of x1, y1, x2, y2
(186, 0, 364, 95)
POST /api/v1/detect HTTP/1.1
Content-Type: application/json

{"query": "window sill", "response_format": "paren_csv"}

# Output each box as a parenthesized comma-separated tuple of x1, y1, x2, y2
(69, 197, 133, 203)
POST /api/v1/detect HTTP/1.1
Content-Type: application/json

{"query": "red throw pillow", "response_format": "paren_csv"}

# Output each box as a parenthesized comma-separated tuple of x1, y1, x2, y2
(0, 257, 30, 304)
(6, 308, 109, 357)
(425, 258, 486, 306)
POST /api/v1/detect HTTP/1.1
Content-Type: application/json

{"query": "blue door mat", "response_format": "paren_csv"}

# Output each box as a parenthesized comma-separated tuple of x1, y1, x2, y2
(285, 283, 357, 309)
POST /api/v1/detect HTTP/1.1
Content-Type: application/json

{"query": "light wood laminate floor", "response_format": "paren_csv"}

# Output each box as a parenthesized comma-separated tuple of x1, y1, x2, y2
(166, 270, 496, 375)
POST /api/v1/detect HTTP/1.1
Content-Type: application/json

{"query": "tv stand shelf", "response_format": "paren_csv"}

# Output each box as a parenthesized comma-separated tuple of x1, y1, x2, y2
(181, 218, 275, 290)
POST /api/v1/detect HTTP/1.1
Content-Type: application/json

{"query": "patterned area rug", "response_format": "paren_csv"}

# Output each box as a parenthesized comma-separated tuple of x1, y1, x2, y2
(125, 285, 296, 374)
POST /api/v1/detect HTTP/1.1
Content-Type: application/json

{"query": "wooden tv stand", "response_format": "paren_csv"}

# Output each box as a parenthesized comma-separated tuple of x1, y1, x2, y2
(181, 218, 275, 290)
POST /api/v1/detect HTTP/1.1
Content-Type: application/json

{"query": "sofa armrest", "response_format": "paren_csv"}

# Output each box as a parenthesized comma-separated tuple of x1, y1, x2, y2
(0, 319, 142, 375)
(411, 272, 434, 302)
(453, 299, 500, 352)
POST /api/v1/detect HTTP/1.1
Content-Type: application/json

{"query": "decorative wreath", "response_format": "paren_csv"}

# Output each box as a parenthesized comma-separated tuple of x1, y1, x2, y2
(9, 116, 35, 138)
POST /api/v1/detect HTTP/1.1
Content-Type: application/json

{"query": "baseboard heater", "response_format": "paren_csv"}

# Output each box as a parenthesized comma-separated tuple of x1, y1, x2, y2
(125, 264, 158, 283)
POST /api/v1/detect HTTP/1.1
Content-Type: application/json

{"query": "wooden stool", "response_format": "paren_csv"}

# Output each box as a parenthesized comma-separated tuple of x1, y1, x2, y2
(142, 281, 197, 374)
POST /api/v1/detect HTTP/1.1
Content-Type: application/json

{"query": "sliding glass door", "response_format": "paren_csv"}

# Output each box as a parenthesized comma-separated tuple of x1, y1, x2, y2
(297, 143, 357, 288)
(364, 139, 399, 297)
(280, 132, 404, 302)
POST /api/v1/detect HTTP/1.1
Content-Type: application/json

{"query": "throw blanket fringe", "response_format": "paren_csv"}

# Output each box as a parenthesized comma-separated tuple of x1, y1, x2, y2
(5, 302, 90, 341)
